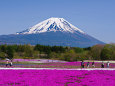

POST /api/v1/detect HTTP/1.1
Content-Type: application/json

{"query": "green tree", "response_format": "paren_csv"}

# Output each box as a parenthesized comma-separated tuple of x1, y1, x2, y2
(0, 52, 6, 59)
(0, 45, 7, 53)
(24, 45, 33, 57)
(90, 44, 104, 60)
(74, 47, 84, 53)
(49, 52, 59, 59)
(61, 49, 77, 61)
(6, 46, 14, 59)
(101, 44, 113, 60)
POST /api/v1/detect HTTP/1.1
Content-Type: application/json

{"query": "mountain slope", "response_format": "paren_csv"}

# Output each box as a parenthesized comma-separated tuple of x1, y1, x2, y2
(0, 31, 104, 47)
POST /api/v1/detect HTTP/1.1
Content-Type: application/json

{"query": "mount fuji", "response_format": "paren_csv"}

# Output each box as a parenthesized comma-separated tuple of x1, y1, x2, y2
(0, 17, 104, 47)
(16, 17, 85, 34)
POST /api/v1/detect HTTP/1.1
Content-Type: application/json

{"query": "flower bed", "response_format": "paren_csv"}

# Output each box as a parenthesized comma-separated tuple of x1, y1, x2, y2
(0, 70, 114, 86)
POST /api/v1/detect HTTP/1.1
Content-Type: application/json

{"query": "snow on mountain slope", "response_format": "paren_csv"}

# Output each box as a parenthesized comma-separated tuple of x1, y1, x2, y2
(16, 17, 85, 34)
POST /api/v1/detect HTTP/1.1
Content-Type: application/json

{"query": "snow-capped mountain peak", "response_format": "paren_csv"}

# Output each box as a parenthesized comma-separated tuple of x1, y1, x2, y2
(17, 17, 85, 34)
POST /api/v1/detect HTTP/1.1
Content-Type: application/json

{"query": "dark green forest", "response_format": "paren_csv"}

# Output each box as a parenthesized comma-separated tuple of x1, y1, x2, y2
(0, 44, 115, 61)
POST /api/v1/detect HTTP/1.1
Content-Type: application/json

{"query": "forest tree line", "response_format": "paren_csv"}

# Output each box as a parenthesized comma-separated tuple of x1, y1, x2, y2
(0, 44, 115, 61)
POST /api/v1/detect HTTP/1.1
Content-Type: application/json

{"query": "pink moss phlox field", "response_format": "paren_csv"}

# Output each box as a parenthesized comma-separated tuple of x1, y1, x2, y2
(0, 70, 114, 86)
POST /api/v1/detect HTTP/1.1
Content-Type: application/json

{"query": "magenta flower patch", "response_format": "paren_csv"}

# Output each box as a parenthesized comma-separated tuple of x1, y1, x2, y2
(0, 70, 114, 86)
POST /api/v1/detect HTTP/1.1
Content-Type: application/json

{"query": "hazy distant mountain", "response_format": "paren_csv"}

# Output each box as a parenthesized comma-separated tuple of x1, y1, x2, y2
(0, 17, 105, 47)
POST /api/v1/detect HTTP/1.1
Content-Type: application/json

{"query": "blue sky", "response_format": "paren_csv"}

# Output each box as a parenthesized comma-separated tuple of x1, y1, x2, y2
(0, 0, 115, 43)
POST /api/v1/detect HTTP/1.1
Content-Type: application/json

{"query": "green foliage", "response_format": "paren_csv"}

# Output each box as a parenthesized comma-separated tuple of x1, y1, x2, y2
(24, 45, 33, 57)
(34, 44, 66, 53)
(0, 52, 6, 59)
(0, 45, 7, 53)
(90, 45, 104, 60)
(59, 50, 77, 61)
(51, 46, 66, 53)
(74, 47, 84, 53)
(83, 47, 91, 51)
(49, 52, 60, 59)
(101, 44, 115, 60)
(6, 46, 14, 59)
(0, 44, 114, 61)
